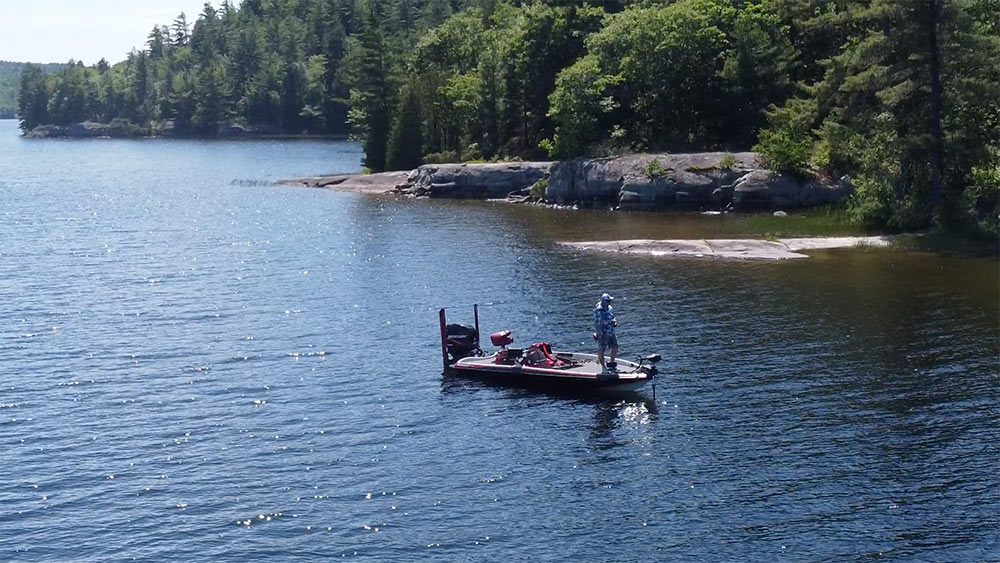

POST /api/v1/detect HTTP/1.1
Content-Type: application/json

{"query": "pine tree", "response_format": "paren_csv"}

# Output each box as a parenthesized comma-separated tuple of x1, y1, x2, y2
(147, 26, 167, 59)
(192, 61, 230, 134)
(349, 0, 393, 171)
(17, 64, 50, 133)
(47, 62, 88, 125)
(814, 0, 999, 230)
(321, 18, 349, 133)
(420, 0, 453, 31)
(172, 13, 191, 46)
(386, 83, 423, 170)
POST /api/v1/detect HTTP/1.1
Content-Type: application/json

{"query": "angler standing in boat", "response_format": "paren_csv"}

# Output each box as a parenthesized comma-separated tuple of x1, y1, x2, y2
(594, 293, 618, 374)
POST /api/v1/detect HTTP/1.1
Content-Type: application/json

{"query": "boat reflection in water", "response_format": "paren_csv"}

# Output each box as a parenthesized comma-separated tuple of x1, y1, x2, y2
(439, 370, 660, 445)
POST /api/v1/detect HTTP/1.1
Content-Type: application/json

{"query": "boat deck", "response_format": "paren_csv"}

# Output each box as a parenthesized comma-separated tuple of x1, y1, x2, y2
(452, 351, 650, 390)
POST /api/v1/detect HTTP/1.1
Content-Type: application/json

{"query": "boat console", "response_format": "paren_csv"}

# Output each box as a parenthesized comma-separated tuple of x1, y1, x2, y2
(488, 331, 564, 368)
(490, 330, 522, 364)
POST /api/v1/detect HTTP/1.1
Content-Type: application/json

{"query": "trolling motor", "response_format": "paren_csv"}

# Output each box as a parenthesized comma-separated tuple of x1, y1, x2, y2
(636, 353, 661, 375)
(636, 353, 662, 399)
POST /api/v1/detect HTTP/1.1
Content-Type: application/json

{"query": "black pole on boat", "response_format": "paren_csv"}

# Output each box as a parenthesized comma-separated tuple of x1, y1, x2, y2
(473, 303, 479, 343)
(439, 308, 449, 371)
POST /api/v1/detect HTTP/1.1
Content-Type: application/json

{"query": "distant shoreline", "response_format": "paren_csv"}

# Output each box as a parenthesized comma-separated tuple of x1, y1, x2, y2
(19, 120, 351, 141)
(23, 133, 353, 141)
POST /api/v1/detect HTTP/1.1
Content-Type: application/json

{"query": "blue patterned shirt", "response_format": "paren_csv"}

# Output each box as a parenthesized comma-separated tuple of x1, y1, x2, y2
(594, 302, 616, 336)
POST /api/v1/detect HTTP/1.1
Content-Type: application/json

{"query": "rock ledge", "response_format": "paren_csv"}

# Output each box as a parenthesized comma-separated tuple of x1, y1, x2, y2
(560, 236, 899, 260)
(279, 152, 854, 211)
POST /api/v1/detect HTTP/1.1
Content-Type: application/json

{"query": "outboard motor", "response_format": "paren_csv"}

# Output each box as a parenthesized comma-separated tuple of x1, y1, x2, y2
(446, 323, 480, 361)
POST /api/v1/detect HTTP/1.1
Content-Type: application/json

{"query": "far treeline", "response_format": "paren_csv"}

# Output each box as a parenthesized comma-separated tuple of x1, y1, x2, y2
(16, 0, 1000, 236)
(1, 61, 63, 118)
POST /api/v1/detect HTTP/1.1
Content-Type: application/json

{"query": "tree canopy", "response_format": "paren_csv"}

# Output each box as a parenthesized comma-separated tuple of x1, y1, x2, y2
(16, 0, 999, 236)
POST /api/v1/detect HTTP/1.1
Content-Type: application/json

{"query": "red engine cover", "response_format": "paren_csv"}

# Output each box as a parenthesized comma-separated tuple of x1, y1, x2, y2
(490, 330, 514, 347)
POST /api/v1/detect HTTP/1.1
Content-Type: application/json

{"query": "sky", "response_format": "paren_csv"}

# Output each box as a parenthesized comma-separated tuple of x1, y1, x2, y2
(0, 0, 216, 65)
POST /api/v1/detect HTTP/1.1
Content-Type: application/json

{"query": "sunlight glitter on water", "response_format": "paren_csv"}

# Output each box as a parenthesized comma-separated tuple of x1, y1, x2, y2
(0, 122, 996, 562)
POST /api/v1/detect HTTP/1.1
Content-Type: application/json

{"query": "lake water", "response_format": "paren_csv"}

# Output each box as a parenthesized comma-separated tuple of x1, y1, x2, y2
(1, 119, 997, 561)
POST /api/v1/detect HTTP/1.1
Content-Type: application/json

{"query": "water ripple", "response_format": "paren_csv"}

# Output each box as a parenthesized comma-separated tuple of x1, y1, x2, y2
(0, 123, 996, 562)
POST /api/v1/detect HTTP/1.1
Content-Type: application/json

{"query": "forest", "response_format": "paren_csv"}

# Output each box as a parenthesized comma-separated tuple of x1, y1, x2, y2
(1, 62, 63, 118)
(15, 0, 1000, 236)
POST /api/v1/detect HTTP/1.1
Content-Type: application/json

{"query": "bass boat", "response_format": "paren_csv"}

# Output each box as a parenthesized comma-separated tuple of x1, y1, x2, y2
(439, 305, 660, 393)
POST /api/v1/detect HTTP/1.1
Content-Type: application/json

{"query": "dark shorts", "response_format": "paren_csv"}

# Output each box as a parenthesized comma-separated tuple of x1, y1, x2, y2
(598, 332, 618, 352)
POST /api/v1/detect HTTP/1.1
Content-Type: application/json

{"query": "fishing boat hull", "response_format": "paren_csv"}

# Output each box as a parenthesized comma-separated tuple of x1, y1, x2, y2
(438, 306, 660, 395)
(450, 352, 652, 392)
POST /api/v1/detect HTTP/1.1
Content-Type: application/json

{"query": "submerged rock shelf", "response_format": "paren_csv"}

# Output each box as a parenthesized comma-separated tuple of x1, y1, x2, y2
(277, 171, 410, 194)
(560, 236, 898, 261)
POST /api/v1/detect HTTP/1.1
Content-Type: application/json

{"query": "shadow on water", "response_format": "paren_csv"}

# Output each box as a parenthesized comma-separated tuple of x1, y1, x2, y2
(439, 371, 659, 445)
(440, 371, 655, 409)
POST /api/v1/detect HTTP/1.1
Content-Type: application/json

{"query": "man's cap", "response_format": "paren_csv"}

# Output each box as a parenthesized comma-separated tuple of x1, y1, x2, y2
(601, 293, 613, 301)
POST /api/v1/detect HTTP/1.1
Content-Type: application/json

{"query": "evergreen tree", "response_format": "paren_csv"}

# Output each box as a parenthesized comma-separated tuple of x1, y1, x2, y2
(148, 26, 167, 59)
(281, 60, 307, 131)
(763, 0, 1000, 231)
(191, 4, 222, 62)
(767, 0, 856, 85)
(170, 73, 197, 132)
(321, 17, 349, 133)
(17, 64, 49, 133)
(47, 62, 88, 125)
(348, 0, 394, 171)
(246, 54, 283, 127)
(420, 0, 453, 31)
(192, 61, 230, 134)
(231, 18, 265, 102)
(125, 50, 151, 123)
(386, 83, 423, 170)
(476, 31, 507, 158)
(172, 13, 191, 46)
(718, 3, 797, 147)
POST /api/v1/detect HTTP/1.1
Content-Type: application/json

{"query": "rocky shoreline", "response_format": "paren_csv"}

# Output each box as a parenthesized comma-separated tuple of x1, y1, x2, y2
(278, 171, 412, 194)
(26, 121, 148, 138)
(279, 152, 852, 212)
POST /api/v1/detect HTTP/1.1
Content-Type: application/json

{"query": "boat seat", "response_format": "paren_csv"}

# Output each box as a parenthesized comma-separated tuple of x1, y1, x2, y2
(523, 342, 568, 368)
(494, 348, 522, 364)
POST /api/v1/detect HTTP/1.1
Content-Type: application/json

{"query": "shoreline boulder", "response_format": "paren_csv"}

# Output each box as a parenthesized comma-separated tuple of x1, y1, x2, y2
(401, 161, 553, 199)
(545, 152, 850, 210)
(27, 120, 146, 138)
(547, 152, 755, 209)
